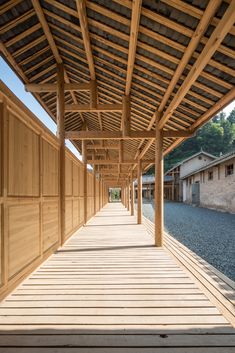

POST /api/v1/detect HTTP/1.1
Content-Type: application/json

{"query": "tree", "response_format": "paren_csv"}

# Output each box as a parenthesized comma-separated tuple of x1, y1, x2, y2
(228, 108, 235, 124)
(161, 108, 235, 173)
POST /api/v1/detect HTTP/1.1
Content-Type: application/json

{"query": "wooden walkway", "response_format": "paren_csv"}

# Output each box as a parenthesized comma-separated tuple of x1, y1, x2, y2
(0, 203, 234, 352)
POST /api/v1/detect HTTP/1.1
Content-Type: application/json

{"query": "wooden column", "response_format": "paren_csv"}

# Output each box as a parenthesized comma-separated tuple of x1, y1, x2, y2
(127, 178, 130, 211)
(99, 173, 101, 210)
(130, 171, 134, 216)
(93, 166, 96, 215)
(172, 171, 175, 201)
(100, 178, 103, 209)
(56, 63, 65, 245)
(137, 158, 142, 224)
(1, 100, 8, 287)
(124, 185, 126, 208)
(155, 112, 164, 247)
(82, 140, 87, 224)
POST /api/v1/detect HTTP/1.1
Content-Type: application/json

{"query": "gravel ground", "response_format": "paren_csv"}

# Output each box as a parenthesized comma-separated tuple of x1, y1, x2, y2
(141, 200, 235, 281)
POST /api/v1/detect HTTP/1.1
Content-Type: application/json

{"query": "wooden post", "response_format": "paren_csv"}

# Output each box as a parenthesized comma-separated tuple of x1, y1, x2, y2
(155, 112, 164, 247)
(127, 178, 130, 211)
(172, 171, 175, 201)
(137, 158, 142, 224)
(130, 171, 134, 216)
(82, 140, 87, 224)
(99, 173, 101, 210)
(56, 63, 65, 245)
(100, 178, 103, 209)
(124, 185, 126, 208)
(1, 100, 9, 287)
(93, 166, 96, 215)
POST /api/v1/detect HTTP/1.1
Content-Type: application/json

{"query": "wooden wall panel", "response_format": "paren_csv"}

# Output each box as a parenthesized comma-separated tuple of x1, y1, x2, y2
(8, 204, 40, 278)
(65, 155, 73, 196)
(79, 198, 84, 224)
(0, 81, 107, 300)
(42, 201, 59, 252)
(0, 206, 1, 286)
(73, 163, 79, 197)
(65, 199, 73, 236)
(79, 166, 84, 197)
(73, 199, 79, 228)
(42, 139, 59, 196)
(8, 113, 39, 196)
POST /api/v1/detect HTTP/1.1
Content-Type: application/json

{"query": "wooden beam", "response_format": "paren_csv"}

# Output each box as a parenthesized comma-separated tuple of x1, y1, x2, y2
(158, 0, 222, 113)
(86, 159, 155, 165)
(65, 104, 123, 112)
(31, 0, 84, 127)
(25, 82, 91, 92)
(76, 0, 95, 80)
(87, 145, 120, 150)
(137, 157, 142, 224)
(56, 63, 65, 245)
(66, 129, 193, 140)
(125, 0, 142, 95)
(163, 130, 194, 138)
(155, 112, 164, 247)
(31, 0, 62, 63)
(122, 95, 131, 137)
(158, 0, 235, 129)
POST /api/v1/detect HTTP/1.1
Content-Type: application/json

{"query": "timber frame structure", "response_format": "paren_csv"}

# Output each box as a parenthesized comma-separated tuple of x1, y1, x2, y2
(0, 0, 235, 349)
(1, 0, 235, 247)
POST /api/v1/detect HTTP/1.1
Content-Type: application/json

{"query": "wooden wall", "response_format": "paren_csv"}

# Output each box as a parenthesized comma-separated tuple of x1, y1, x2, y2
(0, 81, 107, 299)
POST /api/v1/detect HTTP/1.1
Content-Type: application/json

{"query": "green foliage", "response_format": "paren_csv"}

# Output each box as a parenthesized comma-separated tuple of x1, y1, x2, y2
(110, 188, 121, 201)
(163, 108, 235, 173)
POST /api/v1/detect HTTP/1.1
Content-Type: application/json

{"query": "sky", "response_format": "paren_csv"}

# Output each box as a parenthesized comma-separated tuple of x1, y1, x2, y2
(0, 56, 234, 154)
(0, 57, 82, 160)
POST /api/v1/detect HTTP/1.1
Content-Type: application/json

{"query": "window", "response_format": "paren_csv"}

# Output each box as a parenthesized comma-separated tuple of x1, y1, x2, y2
(208, 171, 213, 181)
(225, 164, 234, 176)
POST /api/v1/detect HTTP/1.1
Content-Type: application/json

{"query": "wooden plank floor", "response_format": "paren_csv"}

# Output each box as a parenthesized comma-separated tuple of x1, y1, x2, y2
(0, 202, 234, 352)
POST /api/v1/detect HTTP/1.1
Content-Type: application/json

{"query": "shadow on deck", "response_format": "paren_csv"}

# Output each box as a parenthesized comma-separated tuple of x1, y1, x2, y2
(0, 203, 234, 352)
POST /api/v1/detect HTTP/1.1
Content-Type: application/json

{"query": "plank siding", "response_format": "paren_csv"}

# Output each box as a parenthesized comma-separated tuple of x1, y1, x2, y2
(0, 81, 105, 300)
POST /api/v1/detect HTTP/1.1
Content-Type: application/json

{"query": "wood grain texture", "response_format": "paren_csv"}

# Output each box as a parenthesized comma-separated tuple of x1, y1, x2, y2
(8, 203, 40, 278)
(0, 86, 103, 299)
(42, 139, 59, 196)
(0, 203, 234, 352)
(8, 113, 39, 197)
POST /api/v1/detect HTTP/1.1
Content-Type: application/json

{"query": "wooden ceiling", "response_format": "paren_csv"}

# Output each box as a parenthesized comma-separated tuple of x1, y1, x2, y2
(0, 0, 235, 178)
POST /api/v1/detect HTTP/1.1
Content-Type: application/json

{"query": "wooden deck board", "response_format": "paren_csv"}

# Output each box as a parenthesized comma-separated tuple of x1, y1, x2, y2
(0, 203, 234, 351)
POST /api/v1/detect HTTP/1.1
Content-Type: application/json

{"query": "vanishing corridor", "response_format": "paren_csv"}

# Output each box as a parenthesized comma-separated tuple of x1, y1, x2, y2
(0, 203, 234, 352)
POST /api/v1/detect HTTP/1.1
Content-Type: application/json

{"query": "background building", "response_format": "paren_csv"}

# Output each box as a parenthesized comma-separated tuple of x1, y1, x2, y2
(164, 151, 216, 201)
(182, 151, 235, 213)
